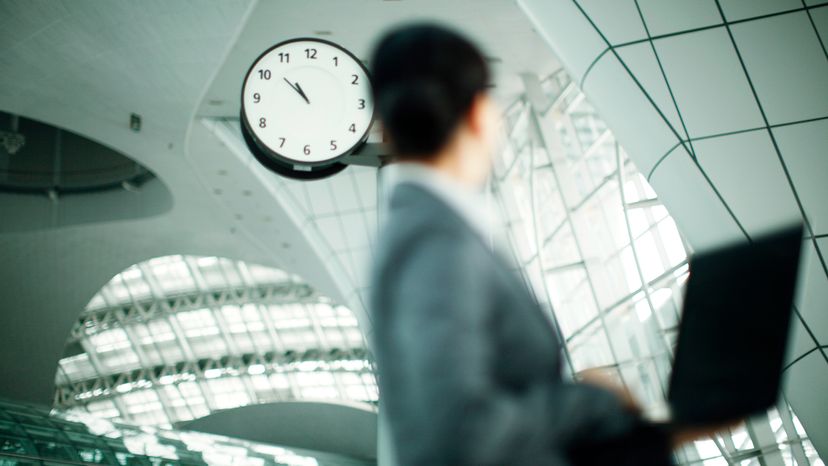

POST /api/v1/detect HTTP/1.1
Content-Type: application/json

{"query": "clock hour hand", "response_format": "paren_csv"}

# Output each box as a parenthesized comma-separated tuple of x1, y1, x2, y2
(283, 77, 310, 104)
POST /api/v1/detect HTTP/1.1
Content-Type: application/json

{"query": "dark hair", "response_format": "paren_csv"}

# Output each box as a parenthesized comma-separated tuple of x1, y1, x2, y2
(370, 24, 490, 158)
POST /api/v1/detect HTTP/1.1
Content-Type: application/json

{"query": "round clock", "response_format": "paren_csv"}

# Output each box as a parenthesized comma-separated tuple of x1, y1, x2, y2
(240, 38, 374, 179)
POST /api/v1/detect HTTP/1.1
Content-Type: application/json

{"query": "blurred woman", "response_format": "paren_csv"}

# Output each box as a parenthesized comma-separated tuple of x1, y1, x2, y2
(368, 24, 694, 466)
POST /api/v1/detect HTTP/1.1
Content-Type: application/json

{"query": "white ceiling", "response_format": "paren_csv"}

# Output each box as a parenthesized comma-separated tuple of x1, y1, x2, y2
(0, 0, 559, 423)
(0, 0, 340, 405)
(196, 0, 560, 119)
(520, 0, 828, 458)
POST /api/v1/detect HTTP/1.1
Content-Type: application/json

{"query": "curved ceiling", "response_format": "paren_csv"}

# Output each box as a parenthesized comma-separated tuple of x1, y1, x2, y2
(183, 0, 563, 340)
(0, 110, 173, 233)
(0, 0, 560, 418)
(520, 0, 828, 457)
(0, 0, 344, 406)
(54, 255, 377, 430)
(0, 110, 152, 193)
(7, 0, 817, 463)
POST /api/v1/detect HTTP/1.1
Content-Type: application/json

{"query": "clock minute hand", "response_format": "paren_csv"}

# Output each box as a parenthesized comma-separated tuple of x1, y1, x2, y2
(283, 77, 310, 104)
(294, 82, 311, 105)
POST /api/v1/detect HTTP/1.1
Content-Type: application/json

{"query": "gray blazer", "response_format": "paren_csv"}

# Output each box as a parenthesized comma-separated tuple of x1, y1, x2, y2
(370, 183, 672, 466)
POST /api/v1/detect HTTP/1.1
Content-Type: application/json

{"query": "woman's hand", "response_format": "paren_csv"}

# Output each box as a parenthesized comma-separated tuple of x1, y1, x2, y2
(670, 420, 743, 448)
(578, 367, 744, 449)
(578, 368, 641, 414)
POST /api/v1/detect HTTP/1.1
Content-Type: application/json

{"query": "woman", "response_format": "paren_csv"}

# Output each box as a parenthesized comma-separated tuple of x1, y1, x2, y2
(368, 24, 709, 466)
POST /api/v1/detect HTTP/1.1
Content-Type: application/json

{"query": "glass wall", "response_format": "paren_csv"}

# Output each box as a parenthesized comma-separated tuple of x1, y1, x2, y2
(491, 71, 822, 466)
(54, 256, 377, 429)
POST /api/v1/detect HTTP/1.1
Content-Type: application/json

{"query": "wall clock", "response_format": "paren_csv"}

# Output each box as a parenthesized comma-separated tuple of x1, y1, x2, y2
(240, 38, 375, 180)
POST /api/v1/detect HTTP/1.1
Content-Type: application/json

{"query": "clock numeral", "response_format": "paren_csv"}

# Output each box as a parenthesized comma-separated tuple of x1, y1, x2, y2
(278, 53, 290, 63)
(305, 48, 318, 59)
(330, 140, 337, 151)
(349, 124, 356, 133)
(258, 69, 271, 80)
(351, 74, 359, 85)
(253, 93, 261, 103)
(358, 99, 365, 110)
(279, 137, 286, 148)
(304, 145, 311, 155)
(333, 56, 339, 67)
(259, 118, 266, 128)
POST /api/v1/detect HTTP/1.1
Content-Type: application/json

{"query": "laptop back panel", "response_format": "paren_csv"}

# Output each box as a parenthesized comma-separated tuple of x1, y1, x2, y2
(668, 224, 803, 425)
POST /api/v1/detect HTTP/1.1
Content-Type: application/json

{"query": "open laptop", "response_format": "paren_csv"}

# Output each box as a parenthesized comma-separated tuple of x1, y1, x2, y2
(666, 223, 804, 426)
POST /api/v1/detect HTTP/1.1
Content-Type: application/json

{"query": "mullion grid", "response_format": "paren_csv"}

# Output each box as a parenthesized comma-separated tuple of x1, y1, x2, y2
(493, 76, 690, 418)
(55, 255, 377, 429)
(568, 0, 825, 463)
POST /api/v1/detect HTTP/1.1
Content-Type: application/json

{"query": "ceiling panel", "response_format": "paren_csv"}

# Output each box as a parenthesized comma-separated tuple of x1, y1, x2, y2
(351, 169, 378, 209)
(812, 7, 828, 51)
(581, 53, 678, 174)
(731, 11, 828, 125)
(772, 118, 828, 235)
(303, 180, 339, 217)
(577, 0, 647, 45)
(718, 0, 801, 21)
(654, 27, 764, 138)
(326, 172, 363, 213)
(693, 130, 801, 234)
(647, 146, 746, 249)
(786, 314, 818, 365)
(615, 42, 685, 137)
(797, 243, 828, 344)
(636, 0, 721, 36)
(784, 352, 828, 448)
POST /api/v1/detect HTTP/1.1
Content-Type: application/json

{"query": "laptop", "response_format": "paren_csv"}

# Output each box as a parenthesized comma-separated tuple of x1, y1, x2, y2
(666, 223, 804, 426)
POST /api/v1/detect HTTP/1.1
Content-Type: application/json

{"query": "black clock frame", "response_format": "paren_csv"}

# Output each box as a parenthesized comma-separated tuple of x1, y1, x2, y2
(239, 37, 375, 180)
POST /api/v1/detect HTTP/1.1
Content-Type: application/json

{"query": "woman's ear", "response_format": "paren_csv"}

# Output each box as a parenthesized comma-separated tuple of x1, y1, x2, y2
(466, 94, 500, 150)
(466, 94, 489, 138)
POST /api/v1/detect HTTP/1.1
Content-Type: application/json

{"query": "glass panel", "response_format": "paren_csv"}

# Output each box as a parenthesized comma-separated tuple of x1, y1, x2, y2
(56, 255, 377, 429)
(491, 71, 818, 465)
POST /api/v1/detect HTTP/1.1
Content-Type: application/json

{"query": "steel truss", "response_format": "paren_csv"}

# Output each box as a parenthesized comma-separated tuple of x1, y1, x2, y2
(54, 347, 374, 410)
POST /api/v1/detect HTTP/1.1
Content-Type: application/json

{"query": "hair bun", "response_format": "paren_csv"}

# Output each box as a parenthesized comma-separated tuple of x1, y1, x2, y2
(378, 79, 456, 155)
(370, 24, 490, 157)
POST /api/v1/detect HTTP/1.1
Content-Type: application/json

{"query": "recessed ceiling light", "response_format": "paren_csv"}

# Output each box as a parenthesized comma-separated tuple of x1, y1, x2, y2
(314, 30, 333, 36)
(208, 99, 223, 106)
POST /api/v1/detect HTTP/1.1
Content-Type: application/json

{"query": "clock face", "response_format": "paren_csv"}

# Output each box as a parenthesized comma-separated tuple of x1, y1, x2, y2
(241, 38, 374, 166)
